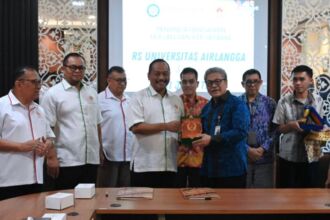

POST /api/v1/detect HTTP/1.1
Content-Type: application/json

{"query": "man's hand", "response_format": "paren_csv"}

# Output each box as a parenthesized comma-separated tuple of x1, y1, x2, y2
(21, 139, 48, 156)
(322, 125, 330, 132)
(99, 148, 105, 166)
(248, 147, 264, 162)
(288, 121, 304, 132)
(325, 178, 330, 188)
(20, 140, 39, 152)
(192, 134, 211, 148)
(325, 166, 330, 188)
(46, 145, 59, 179)
(47, 156, 60, 179)
(165, 120, 181, 132)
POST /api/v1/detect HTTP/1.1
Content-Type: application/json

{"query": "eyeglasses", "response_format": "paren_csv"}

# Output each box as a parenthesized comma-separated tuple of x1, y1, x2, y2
(205, 78, 226, 87)
(19, 79, 41, 86)
(180, 79, 197, 86)
(243, 79, 261, 86)
(293, 77, 306, 82)
(64, 65, 86, 72)
(110, 78, 127, 84)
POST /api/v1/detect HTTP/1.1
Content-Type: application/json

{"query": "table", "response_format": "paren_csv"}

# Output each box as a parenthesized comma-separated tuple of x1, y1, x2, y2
(1, 188, 330, 219)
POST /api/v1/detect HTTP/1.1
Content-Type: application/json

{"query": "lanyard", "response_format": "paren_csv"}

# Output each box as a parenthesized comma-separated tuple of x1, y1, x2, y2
(207, 102, 225, 133)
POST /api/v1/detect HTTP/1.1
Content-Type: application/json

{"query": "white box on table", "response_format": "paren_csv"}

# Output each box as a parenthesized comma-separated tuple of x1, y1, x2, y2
(45, 192, 74, 210)
(42, 213, 67, 220)
(74, 183, 95, 199)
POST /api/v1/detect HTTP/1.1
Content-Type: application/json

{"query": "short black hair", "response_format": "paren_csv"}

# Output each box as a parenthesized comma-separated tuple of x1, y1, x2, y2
(107, 66, 125, 77)
(242, 69, 261, 81)
(204, 67, 227, 81)
(291, 65, 313, 78)
(12, 66, 37, 87)
(180, 67, 198, 80)
(148, 59, 170, 74)
(63, 52, 86, 66)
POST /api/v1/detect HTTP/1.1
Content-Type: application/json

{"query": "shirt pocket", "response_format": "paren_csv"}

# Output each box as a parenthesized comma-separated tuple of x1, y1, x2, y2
(164, 102, 181, 121)
(83, 95, 99, 119)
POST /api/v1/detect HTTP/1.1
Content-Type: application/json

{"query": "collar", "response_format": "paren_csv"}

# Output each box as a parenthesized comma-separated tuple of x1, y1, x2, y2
(147, 85, 174, 97)
(180, 94, 198, 104)
(105, 87, 127, 101)
(8, 90, 37, 108)
(242, 92, 261, 103)
(292, 91, 314, 105)
(211, 90, 230, 105)
(61, 79, 84, 90)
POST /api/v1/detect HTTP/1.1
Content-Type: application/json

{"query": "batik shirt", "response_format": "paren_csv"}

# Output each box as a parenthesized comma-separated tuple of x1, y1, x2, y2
(177, 94, 208, 168)
(273, 92, 324, 162)
(238, 93, 277, 164)
(200, 91, 250, 178)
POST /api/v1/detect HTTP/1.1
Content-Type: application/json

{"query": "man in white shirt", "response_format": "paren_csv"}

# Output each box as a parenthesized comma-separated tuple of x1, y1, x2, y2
(0, 66, 54, 200)
(97, 66, 133, 187)
(127, 59, 183, 188)
(41, 53, 103, 190)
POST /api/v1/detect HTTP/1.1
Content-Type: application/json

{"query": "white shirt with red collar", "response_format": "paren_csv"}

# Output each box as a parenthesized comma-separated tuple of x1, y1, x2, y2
(0, 90, 55, 187)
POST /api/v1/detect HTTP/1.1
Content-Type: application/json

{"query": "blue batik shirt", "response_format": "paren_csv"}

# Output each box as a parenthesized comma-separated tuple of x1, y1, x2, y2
(238, 93, 277, 164)
(200, 91, 250, 178)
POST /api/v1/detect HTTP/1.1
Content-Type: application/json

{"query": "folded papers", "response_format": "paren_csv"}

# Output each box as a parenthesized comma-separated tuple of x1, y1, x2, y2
(116, 187, 154, 200)
(180, 188, 220, 200)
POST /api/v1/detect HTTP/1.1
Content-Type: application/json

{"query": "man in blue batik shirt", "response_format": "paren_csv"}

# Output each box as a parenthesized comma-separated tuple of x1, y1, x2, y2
(239, 69, 277, 188)
(193, 67, 250, 188)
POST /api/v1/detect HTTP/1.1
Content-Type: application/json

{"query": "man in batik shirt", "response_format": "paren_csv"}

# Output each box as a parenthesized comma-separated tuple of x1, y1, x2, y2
(177, 67, 208, 187)
(239, 69, 276, 188)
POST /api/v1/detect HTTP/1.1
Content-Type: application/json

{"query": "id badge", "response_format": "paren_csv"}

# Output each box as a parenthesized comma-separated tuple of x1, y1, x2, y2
(214, 125, 221, 135)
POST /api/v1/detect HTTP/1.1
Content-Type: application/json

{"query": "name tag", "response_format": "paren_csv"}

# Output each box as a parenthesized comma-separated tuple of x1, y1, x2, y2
(214, 125, 221, 136)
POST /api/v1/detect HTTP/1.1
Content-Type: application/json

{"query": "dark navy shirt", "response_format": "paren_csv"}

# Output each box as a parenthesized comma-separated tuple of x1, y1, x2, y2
(200, 91, 250, 178)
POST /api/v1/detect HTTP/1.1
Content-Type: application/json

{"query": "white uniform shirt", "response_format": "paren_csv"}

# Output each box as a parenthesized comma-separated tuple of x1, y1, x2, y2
(127, 86, 183, 172)
(41, 79, 102, 167)
(98, 87, 133, 161)
(0, 91, 55, 187)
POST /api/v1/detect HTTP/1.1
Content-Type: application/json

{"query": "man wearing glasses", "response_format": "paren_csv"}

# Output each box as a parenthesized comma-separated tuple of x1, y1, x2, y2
(41, 53, 103, 190)
(0, 66, 54, 200)
(273, 65, 324, 188)
(192, 67, 250, 188)
(97, 66, 133, 187)
(239, 69, 277, 188)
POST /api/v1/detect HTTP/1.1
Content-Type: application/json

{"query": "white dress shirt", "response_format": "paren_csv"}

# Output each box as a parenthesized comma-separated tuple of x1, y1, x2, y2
(127, 86, 183, 172)
(0, 91, 55, 187)
(98, 87, 133, 161)
(41, 79, 102, 167)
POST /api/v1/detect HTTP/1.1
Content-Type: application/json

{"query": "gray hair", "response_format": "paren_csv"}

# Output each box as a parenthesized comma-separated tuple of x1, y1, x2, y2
(204, 67, 227, 81)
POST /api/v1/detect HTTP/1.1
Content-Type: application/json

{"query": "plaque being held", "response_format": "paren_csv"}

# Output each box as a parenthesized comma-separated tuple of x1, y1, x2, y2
(180, 116, 203, 148)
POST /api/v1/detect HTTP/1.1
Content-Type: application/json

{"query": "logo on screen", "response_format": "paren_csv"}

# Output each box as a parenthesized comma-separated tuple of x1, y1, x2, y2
(147, 4, 160, 17)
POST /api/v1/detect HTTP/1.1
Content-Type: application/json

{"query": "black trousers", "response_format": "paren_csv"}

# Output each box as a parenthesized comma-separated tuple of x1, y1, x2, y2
(131, 171, 176, 188)
(0, 183, 42, 201)
(54, 164, 98, 190)
(201, 174, 247, 188)
(278, 158, 320, 188)
(175, 167, 201, 187)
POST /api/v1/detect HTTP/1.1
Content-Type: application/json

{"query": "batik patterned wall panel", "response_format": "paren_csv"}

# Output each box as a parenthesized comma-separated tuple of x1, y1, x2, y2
(38, 0, 97, 96)
(282, 0, 330, 152)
